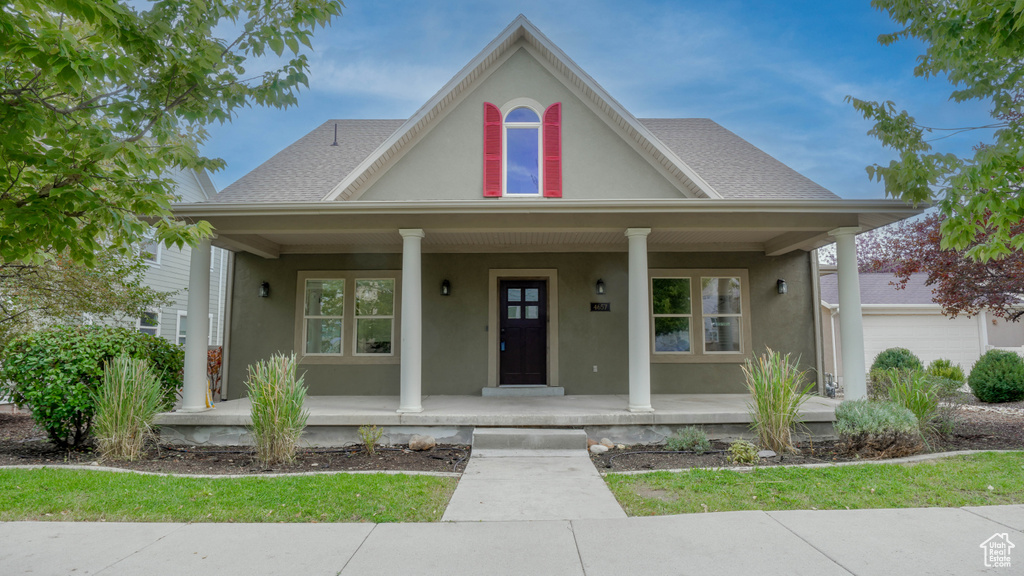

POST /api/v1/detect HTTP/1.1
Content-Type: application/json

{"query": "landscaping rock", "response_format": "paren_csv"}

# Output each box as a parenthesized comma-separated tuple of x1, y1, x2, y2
(587, 438, 598, 448)
(408, 434, 436, 451)
(616, 444, 626, 450)
(590, 444, 609, 454)
(600, 438, 614, 449)
(757, 450, 777, 458)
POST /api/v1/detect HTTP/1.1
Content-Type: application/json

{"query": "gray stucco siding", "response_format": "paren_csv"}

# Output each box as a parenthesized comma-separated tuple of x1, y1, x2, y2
(224, 250, 816, 399)
(357, 44, 685, 202)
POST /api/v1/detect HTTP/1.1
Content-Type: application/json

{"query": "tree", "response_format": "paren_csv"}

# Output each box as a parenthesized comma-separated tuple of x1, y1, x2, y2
(1, 0, 343, 266)
(848, 0, 1024, 260)
(0, 248, 170, 347)
(859, 213, 1024, 322)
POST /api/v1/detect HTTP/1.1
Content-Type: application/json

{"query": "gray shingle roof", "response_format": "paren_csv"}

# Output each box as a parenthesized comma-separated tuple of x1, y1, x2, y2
(640, 119, 838, 200)
(211, 119, 405, 203)
(820, 273, 938, 306)
(209, 117, 839, 203)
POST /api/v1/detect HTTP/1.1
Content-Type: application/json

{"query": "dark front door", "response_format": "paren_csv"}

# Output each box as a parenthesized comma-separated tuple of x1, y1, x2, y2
(499, 279, 547, 385)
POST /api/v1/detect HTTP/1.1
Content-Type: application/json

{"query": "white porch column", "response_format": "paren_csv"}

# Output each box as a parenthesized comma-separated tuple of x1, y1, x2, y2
(181, 238, 212, 412)
(398, 229, 425, 413)
(626, 228, 654, 413)
(830, 227, 867, 400)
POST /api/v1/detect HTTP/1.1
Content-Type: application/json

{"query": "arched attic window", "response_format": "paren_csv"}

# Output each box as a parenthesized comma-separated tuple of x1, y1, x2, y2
(483, 102, 561, 197)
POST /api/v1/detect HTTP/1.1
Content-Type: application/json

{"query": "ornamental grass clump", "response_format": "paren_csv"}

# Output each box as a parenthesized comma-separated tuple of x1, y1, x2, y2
(884, 368, 942, 439)
(742, 348, 814, 454)
(246, 353, 309, 466)
(834, 399, 922, 458)
(92, 356, 169, 462)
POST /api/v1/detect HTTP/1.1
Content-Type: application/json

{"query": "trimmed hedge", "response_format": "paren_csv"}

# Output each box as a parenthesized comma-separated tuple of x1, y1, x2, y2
(968, 349, 1024, 404)
(870, 347, 923, 373)
(0, 325, 183, 448)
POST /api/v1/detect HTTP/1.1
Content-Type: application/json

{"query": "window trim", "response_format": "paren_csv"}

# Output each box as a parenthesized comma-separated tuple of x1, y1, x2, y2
(176, 310, 213, 347)
(650, 269, 752, 364)
(499, 98, 545, 198)
(502, 106, 542, 197)
(294, 271, 401, 365)
(352, 278, 397, 357)
(140, 231, 161, 266)
(137, 310, 161, 337)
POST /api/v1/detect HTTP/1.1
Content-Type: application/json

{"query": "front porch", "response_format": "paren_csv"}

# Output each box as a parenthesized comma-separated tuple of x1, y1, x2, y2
(155, 393, 840, 447)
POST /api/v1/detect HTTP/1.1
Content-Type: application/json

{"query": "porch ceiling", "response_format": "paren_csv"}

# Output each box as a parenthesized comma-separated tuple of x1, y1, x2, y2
(173, 199, 923, 259)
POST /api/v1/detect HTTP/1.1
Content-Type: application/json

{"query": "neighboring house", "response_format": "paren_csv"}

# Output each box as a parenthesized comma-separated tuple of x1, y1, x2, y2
(171, 16, 919, 411)
(134, 167, 229, 349)
(820, 272, 1024, 382)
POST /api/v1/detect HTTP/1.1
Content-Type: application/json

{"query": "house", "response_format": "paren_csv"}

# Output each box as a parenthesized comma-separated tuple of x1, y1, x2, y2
(134, 167, 229, 350)
(821, 271, 1024, 382)
(168, 15, 920, 423)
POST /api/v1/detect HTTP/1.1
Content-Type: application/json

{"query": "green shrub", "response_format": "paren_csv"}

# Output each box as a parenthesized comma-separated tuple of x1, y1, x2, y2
(92, 356, 169, 461)
(742, 348, 813, 454)
(834, 399, 918, 437)
(926, 359, 966, 399)
(968, 349, 1024, 403)
(927, 358, 965, 383)
(727, 439, 759, 465)
(247, 353, 309, 466)
(834, 399, 923, 458)
(665, 427, 711, 454)
(0, 325, 183, 448)
(871, 347, 923, 373)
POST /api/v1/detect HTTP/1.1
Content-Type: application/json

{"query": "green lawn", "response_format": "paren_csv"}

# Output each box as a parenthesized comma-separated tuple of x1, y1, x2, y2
(605, 451, 1024, 516)
(0, 469, 456, 523)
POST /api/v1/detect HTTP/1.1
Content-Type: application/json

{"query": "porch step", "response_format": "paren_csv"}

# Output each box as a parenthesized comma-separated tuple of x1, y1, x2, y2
(471, 427, 587, 451)
(481, 386, 565, 397)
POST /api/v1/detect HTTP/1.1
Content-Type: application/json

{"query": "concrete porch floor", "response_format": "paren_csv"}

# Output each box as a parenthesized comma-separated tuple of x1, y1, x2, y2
(155, 394, 839, 447)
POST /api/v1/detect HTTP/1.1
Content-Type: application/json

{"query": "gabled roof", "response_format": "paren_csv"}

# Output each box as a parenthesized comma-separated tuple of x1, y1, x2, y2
(321, 14, 721, 202)
(211, 118, 839, 203)
(820, 273, 937, 307)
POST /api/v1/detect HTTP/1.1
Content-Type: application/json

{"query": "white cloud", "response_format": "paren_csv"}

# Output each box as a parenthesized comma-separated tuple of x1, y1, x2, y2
(309, 58, 451, 104)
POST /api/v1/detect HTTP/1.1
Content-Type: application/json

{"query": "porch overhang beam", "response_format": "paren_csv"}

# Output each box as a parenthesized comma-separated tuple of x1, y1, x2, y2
(214, 234, 281, 259)
(763, 231, 832, 256)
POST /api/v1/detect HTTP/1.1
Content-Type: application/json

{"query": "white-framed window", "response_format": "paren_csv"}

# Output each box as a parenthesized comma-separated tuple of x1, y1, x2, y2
(140, 230, 161, 266)
(295, 271, 401, 364)
(650, 269, 751, 363)
(137, 310, 160, 337)
(176, 311, 213, 346)
(503, 106, 542, 196)
(303, 278, 345, 355)
(353, 279, 395, 355)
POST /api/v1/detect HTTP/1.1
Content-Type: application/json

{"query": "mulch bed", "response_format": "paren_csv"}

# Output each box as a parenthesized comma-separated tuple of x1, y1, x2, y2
(2, 400, 1021, 476)
(591, 408, 1024, 473)
(0, 411, 469, 475)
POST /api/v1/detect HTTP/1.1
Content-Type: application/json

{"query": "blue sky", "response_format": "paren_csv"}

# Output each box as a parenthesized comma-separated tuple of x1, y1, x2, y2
(201, 0, 993, 200)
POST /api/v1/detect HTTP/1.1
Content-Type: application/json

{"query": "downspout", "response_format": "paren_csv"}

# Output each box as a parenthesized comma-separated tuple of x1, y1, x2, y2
(810, 250, 825, 395)
(219, 251, 235, 400)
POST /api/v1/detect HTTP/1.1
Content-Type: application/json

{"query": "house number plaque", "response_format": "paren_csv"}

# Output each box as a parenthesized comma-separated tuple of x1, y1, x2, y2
(590, 303, 611, 312)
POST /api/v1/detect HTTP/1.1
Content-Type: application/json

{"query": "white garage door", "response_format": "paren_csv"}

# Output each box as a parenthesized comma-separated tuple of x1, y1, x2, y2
(863, 314, 981, 372)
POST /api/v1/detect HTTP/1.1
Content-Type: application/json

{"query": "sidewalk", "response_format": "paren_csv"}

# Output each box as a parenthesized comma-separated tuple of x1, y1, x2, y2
(1, 505, 1021, 575)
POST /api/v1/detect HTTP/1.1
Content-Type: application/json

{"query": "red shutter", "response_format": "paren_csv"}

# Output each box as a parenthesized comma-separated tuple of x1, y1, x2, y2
(483, 103, 502, 197)
(543, 103, 562, 198)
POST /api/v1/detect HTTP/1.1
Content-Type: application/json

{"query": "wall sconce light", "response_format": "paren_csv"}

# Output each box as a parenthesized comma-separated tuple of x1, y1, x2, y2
(595, 279, 606, 295)
(259, 281, 270, 298)
(777, 279, 788, 295)
(441, 279, 451, 296)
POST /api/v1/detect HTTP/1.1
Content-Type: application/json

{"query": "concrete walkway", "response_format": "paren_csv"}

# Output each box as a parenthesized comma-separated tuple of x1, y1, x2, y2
(442, 449, 626, 521)
(1, 505, 1021, 575)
